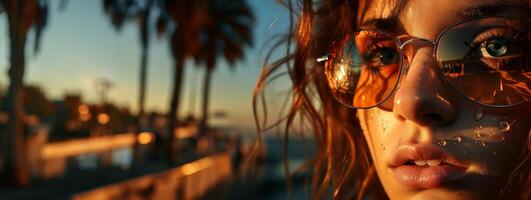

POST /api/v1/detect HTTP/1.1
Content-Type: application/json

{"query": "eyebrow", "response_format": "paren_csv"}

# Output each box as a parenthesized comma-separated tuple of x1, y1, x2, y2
(460, 3, 528, 19)
(360, 17, 401, 32)
(359, 2, 528, 32)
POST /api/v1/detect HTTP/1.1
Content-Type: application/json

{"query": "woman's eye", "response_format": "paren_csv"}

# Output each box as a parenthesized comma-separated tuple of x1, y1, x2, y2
(480, 38, 510, 58)
(375, 48, 399, 65)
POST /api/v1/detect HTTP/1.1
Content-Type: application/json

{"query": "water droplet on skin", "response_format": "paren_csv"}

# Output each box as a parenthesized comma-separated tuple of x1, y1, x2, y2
(499, 136, 505, 142)
(474, 108, 483, 121)
(498, 121, 510, 132)
(479, 141, 486, 147)
(438, 140, 447, 147)
(474, 140, 486, 147)
(378, 117, 389, 134)
(452, 136, 462, 143)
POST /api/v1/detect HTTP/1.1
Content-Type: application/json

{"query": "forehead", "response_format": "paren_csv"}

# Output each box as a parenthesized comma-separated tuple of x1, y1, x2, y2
(361, 0, 528, 39)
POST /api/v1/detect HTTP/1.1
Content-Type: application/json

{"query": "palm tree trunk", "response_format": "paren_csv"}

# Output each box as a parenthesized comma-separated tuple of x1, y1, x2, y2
(199, 67, 213, 136)
(133, 0, 155, 165)
(138, 40, 148, 128)
(137, 0, 154, 128)
(1, 1, 29, 186)
(133, 15, 150, 165)
(133, 38, 149, 165)
(166, 58, 185, 163)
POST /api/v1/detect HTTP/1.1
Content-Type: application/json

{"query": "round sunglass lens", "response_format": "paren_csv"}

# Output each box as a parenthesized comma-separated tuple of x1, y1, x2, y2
(325, 31, 401, 108)
(436, 17, 530, 106)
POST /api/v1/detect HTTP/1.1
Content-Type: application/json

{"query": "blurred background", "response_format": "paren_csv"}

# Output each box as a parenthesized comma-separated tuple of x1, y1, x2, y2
(0, 0, 315, 199)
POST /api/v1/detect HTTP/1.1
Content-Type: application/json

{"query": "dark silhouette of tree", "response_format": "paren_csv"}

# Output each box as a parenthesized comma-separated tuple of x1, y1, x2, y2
(102, 0, 155, 130)
(194, 0, 254, 134)
(102, 0, 156, 164)
(0, 0, 49, 186)
(156, 0, 207, 162)
(22, 85, 53, 120)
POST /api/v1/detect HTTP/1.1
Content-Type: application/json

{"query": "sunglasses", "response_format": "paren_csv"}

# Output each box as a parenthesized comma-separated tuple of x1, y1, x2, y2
(320, 16, 530, 109)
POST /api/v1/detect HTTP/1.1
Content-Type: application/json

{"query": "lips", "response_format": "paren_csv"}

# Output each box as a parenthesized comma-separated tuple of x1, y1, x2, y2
(389, 144, 469, 189)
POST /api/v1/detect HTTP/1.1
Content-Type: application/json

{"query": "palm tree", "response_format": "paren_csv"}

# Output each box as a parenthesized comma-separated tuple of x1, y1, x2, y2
(0, 0, 49, 186)
(156, 0, 206, 162)
(102, 0, 156, 164)
(102, 0, 155, 128)
(194, 0, 254, 134)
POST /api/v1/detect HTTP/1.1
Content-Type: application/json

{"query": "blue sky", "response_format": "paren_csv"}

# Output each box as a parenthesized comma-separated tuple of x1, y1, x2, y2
(0, 0, 290, 131)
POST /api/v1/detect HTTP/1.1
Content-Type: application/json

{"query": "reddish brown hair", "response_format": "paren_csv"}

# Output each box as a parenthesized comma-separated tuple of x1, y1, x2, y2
(252, 0, 530, 199)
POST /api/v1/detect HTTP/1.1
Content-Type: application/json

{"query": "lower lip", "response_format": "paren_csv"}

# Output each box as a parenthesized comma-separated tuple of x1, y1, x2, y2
(392, 165, 466, 189)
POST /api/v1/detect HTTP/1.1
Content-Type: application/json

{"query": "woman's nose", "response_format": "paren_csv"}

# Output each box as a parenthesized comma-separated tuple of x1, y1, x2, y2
(393, 47, 457, 127)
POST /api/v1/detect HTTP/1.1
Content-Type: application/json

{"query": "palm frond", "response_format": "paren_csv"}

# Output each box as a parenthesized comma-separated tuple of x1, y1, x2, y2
(192, 0, 255, 70)
(101, 0, 142, 31)
(33, 0, 48, 55)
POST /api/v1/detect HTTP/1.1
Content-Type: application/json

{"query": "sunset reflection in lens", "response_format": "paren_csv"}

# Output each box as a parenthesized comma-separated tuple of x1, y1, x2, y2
(437, 17, 530, 106)
(325, 31, 400, 108)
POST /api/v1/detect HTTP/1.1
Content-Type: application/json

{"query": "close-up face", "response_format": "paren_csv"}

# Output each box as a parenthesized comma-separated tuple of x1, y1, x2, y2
(339, 0, 531, 199)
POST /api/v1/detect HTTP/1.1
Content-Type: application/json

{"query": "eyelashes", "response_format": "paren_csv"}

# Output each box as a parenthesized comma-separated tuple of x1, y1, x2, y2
(470, 27, 526, 70)
(472, 27, 517, 45)
(480, 55, 519, 70)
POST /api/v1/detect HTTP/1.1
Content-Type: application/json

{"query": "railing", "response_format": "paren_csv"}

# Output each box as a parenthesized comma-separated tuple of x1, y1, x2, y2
(41, 134, 136, 160)
(72, 153, 231, 200)
(35, 124, 198, 178)
(42, 125, 197, 160)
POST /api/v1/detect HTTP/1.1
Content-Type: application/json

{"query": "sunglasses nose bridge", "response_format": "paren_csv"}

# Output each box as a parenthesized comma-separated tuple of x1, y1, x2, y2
(395, 38, 437, 91)
(398, 38, 436, 66)
(398, 38, 436, 51)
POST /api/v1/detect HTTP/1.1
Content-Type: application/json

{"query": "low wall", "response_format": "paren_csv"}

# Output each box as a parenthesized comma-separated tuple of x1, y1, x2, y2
(38, 125, 197, 178)
(72, 153, 231, 200)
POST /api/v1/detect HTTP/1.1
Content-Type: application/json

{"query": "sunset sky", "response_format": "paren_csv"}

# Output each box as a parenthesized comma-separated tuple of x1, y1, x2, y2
(0, 0, 290, 131)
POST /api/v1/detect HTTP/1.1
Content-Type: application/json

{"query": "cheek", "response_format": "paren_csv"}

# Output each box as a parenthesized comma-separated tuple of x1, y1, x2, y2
(466, 107, 531, 174)
(358, 104, 530, 176)
(358, 109, 399, 164)
(482, 114, 530, 174)
(423, 106, 529, 176)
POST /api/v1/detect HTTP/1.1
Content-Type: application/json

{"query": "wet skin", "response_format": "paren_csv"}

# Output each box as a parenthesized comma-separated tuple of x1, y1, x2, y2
(355, 0, 530, 199)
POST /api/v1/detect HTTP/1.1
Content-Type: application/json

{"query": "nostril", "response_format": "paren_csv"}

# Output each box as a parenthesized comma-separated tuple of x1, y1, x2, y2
(394, 114, 406, 121)
(421, 113, 444, 124)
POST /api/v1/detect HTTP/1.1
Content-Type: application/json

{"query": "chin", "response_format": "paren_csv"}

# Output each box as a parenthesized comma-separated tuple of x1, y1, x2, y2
(406, 189, 482, 200)
(380, 170, 503, 200)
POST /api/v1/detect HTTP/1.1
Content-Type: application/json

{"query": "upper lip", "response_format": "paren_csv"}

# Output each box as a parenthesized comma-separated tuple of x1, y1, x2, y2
(388, 144, 470, 168)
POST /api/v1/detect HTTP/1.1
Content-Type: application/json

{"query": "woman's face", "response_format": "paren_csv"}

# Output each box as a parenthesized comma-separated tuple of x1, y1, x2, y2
(356, 0, 530, 199)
